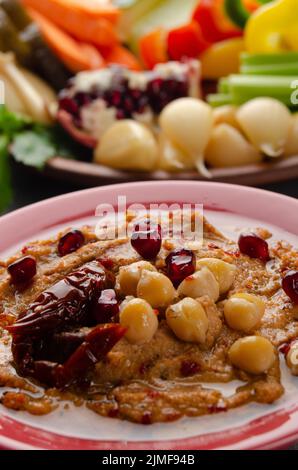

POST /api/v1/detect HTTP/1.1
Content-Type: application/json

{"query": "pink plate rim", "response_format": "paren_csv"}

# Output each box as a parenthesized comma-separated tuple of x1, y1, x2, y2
(0, 180, 297, 450)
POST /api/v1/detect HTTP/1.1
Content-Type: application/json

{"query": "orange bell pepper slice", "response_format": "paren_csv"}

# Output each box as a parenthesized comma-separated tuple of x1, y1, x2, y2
(140, 28, 168, 69)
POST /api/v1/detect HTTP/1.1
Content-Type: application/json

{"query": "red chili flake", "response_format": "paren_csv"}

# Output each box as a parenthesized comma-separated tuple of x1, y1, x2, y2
(180, 360, 200, 377)
(108, 407, 119, 418)
(279, 342, 294, 356)
(164, 411, 181, 422)
(147, 390, 160, 399)
(141, 411, 152, 425)
(224, 249, 241, 258)
(139, 362, 151, 375)
(208, 243, 219, 249)
(208, 404, 227, 414)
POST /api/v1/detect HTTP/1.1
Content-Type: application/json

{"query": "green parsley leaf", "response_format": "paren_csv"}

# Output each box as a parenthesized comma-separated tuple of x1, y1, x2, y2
(0, 105, 32, 138)
(10, 130, 56, 169)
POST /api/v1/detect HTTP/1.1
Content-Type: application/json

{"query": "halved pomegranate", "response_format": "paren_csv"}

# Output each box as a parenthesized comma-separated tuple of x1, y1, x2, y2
(57, 110, 97, 148)
(57, 61, 201, 147)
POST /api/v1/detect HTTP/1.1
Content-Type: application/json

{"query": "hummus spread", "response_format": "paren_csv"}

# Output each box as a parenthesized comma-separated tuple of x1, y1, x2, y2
(0, 214, 297, 424)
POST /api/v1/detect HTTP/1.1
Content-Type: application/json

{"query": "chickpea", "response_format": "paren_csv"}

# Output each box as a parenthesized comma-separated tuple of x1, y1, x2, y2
(196, 258, 237, 294)
(118, 261, 157, 296)
(137, 270, 176, 308)
(119, 298, 158, 344)
(286, 341, 298, 376)
(224, 293, 265, 333)
(166, 297, 209, 344)
(177, 266, 219, 302)
(229, 336, 275, 375)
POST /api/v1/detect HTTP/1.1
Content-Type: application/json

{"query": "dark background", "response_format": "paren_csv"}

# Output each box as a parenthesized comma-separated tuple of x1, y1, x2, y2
(8, 165, 298, 211)
(4, 165, 298, 449)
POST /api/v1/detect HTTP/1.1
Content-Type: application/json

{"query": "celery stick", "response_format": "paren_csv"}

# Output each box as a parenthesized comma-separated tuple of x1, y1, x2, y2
(241, 63, 298, 76)
(218, 78, 230, 94)
(207, 94, 232, 107)
(228, 75, 298, 107)
(240, 52, 298, 76)
(241, 52, 298, 66)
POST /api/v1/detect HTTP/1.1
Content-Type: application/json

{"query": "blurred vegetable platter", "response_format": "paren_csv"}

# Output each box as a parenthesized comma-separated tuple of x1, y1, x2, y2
(0, 0, 298, 212)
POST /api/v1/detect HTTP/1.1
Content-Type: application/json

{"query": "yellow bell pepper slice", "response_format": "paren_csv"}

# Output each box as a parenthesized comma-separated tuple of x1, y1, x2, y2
(245, 0, 298, 53)
(201, 38, 245, 79)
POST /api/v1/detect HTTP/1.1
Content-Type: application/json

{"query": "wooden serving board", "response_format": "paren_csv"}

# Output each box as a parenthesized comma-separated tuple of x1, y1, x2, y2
(45, 155, 298, 188)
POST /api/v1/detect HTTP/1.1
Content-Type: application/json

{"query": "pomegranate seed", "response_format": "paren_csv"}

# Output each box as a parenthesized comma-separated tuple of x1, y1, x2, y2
(8, 256, 37, 285)
(59, 96, 79, 115)
(111, 90, 122, 107)
(238, 233, 270, 262)
(59, 68, 190, 128)
(99, 258, 114, 270)
(58, 230, 85, 257)
(282, 271, 298, 304)
(147, 77, 188, 113)
(180, 360, 200, 377)
(131, 220, 162, 260)
(166, 249, 195, 287)
(74, 92, 91, 107)
(116, 109, 126, 119)
(131, 89, 142, 100)
(92, 289, 119, 324)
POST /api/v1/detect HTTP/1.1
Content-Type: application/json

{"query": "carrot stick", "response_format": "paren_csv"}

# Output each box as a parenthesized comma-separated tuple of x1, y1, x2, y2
(103, 45, 142, 71)
(22, 0, 120, 23)
(27, 8, 105, 73)
(140, 29, 168, 69)
(21, 0, 119, 47)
